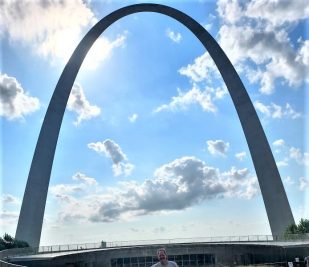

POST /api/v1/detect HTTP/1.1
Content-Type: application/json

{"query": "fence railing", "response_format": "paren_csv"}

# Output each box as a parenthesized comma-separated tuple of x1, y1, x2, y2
(1, 234, 308, 260)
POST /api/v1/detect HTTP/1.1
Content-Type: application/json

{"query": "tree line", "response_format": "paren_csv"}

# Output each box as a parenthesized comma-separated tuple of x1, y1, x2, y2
(0, 233, 29, 251)
(284, 218, 309, 236)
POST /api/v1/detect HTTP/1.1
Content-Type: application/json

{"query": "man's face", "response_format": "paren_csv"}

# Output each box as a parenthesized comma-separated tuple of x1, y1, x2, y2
(157, 250, 167, 263)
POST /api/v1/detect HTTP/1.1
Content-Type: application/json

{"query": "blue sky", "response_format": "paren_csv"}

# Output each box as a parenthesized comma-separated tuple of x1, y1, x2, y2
(1, 0, 308, 246)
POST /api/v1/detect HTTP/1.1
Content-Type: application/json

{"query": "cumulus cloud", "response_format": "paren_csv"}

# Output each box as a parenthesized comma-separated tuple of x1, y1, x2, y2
(245, 0, 309, 27)
(217, 0, 244, 25)
(88, 139, 134, 176)
(89, 157, 258, 222)
(0, 211, 19, 226)
(284, 176, 295, 186)
(276, 158, 289, 167)
(218, 0, 308, 28)
(49, 157, 259, 223)
(190, 0, 309, 94)
(222, 167, 249, 180)
(289, 147, 309, 166)
(82, 33, 127, 70)
(166, 28, 182, 43)
(299, 177, 308, 191)
(203, 23, 213, 31)
(1, 194, 20, 204)
(72, 172, 98, 186)
(235, 151, 246, 161)
(254, 101, 301, 119)
(216, 0, 309, 94)
(67, 83, 101, 125)
(50, 191, 90, 222)
(207, 140, 230, 156)
(50, 184, 84, 197)
(270, 142, 308, 168)
(0, 73, 40, 120)
(296, 40, 309, 66)
(49, 172, 99, 221)
(0, 0, 126, 69)
(273, 139, 285, 147)
(128, 113, 138, 123)
(179, 52, 219, 83)
(153, 84, 223, 113)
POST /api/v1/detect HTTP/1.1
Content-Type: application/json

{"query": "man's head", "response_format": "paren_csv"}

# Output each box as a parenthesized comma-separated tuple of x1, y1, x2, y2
(157, 248, 168, 264)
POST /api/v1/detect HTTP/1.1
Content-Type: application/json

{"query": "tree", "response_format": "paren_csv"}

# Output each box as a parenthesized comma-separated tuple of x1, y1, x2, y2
(0, 233, 29, 251)
(284, 218, 309, 238)
(297, 218, 309, 233)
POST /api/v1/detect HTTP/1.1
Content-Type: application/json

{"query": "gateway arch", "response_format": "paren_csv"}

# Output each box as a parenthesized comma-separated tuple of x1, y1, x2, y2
(16, 3, 294, 247)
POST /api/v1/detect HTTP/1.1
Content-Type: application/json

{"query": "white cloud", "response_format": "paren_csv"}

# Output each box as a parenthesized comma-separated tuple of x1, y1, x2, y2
(1, 194, 20, 204)
(296, 40, 309, 66)
(203, 23, 213, 31)
(0, 0, 126, 69)
(207, 140, 230, 156)
(276, 158, 289, 167)
(82, 34, 127, 70)
(222, 167, 249, 180)
(50, 156, 259, 223)
(284, 176, 295, 186)
(0, 211, 19, 226)
(0, 0, 94, 56)
(67, 83, 101, 125)
(214, 0, 309, 94)
(88, 139, 134, 176)
(254, 101, 301, 119)
(289, 147, 309, 166)
(219, 25, 307, 94)
(179, 52, 219, 83)
(273, 139, 285, 154)
(50, 184, 84, 197)
(214, 86, 228, 99)
(235, 151, 246, 161)
(284, 103, 302, 119)
(245, 0, 309, 27)
(238, 178, 259, 200)
(217, 0, 308, 43)
(217, 0, 244, 24)
(166, 28, 182, 43)
(49, 172, 99, 217)
(153, 85, 219, 113)
(50, 192, 92, 222)
(273, 139, 285, 147)
(299, 177, 308, 191)
(180, 11, 307, 95)
(90, 157, 258, 222)
(271, 142, 308, 168)
(128, 113, 138, 123)
(0, 73, 40, 120)
(72, 172, 97, 186)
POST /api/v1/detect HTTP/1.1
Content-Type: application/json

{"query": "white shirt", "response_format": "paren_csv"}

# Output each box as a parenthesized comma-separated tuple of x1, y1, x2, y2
(151, 261, 178, 267)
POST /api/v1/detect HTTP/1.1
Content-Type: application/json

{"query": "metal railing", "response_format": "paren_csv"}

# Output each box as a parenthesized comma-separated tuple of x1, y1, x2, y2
(1, 234, 308, 260)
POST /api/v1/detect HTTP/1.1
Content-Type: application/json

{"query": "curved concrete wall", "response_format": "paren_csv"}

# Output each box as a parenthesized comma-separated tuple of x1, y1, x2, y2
(10, 243, 309, 267)
(16, 3, 294, 247)
(0, 261, 25, 267)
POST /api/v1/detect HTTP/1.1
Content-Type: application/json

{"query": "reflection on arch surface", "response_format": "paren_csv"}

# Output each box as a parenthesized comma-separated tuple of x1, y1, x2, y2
(16, 3, 294, 247)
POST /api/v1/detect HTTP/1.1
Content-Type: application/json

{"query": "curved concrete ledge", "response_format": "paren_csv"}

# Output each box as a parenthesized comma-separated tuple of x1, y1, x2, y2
(10, 243, 309, 267)
(16, 3, 294, 247)
(0, 260, 26, 267)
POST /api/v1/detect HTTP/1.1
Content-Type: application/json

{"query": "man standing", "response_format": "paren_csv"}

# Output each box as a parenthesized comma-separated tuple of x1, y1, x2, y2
(151, 248, 179, 267)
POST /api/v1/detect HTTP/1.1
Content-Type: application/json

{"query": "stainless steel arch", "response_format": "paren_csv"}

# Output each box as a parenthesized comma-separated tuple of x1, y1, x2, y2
(16, 3, 294, 247)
